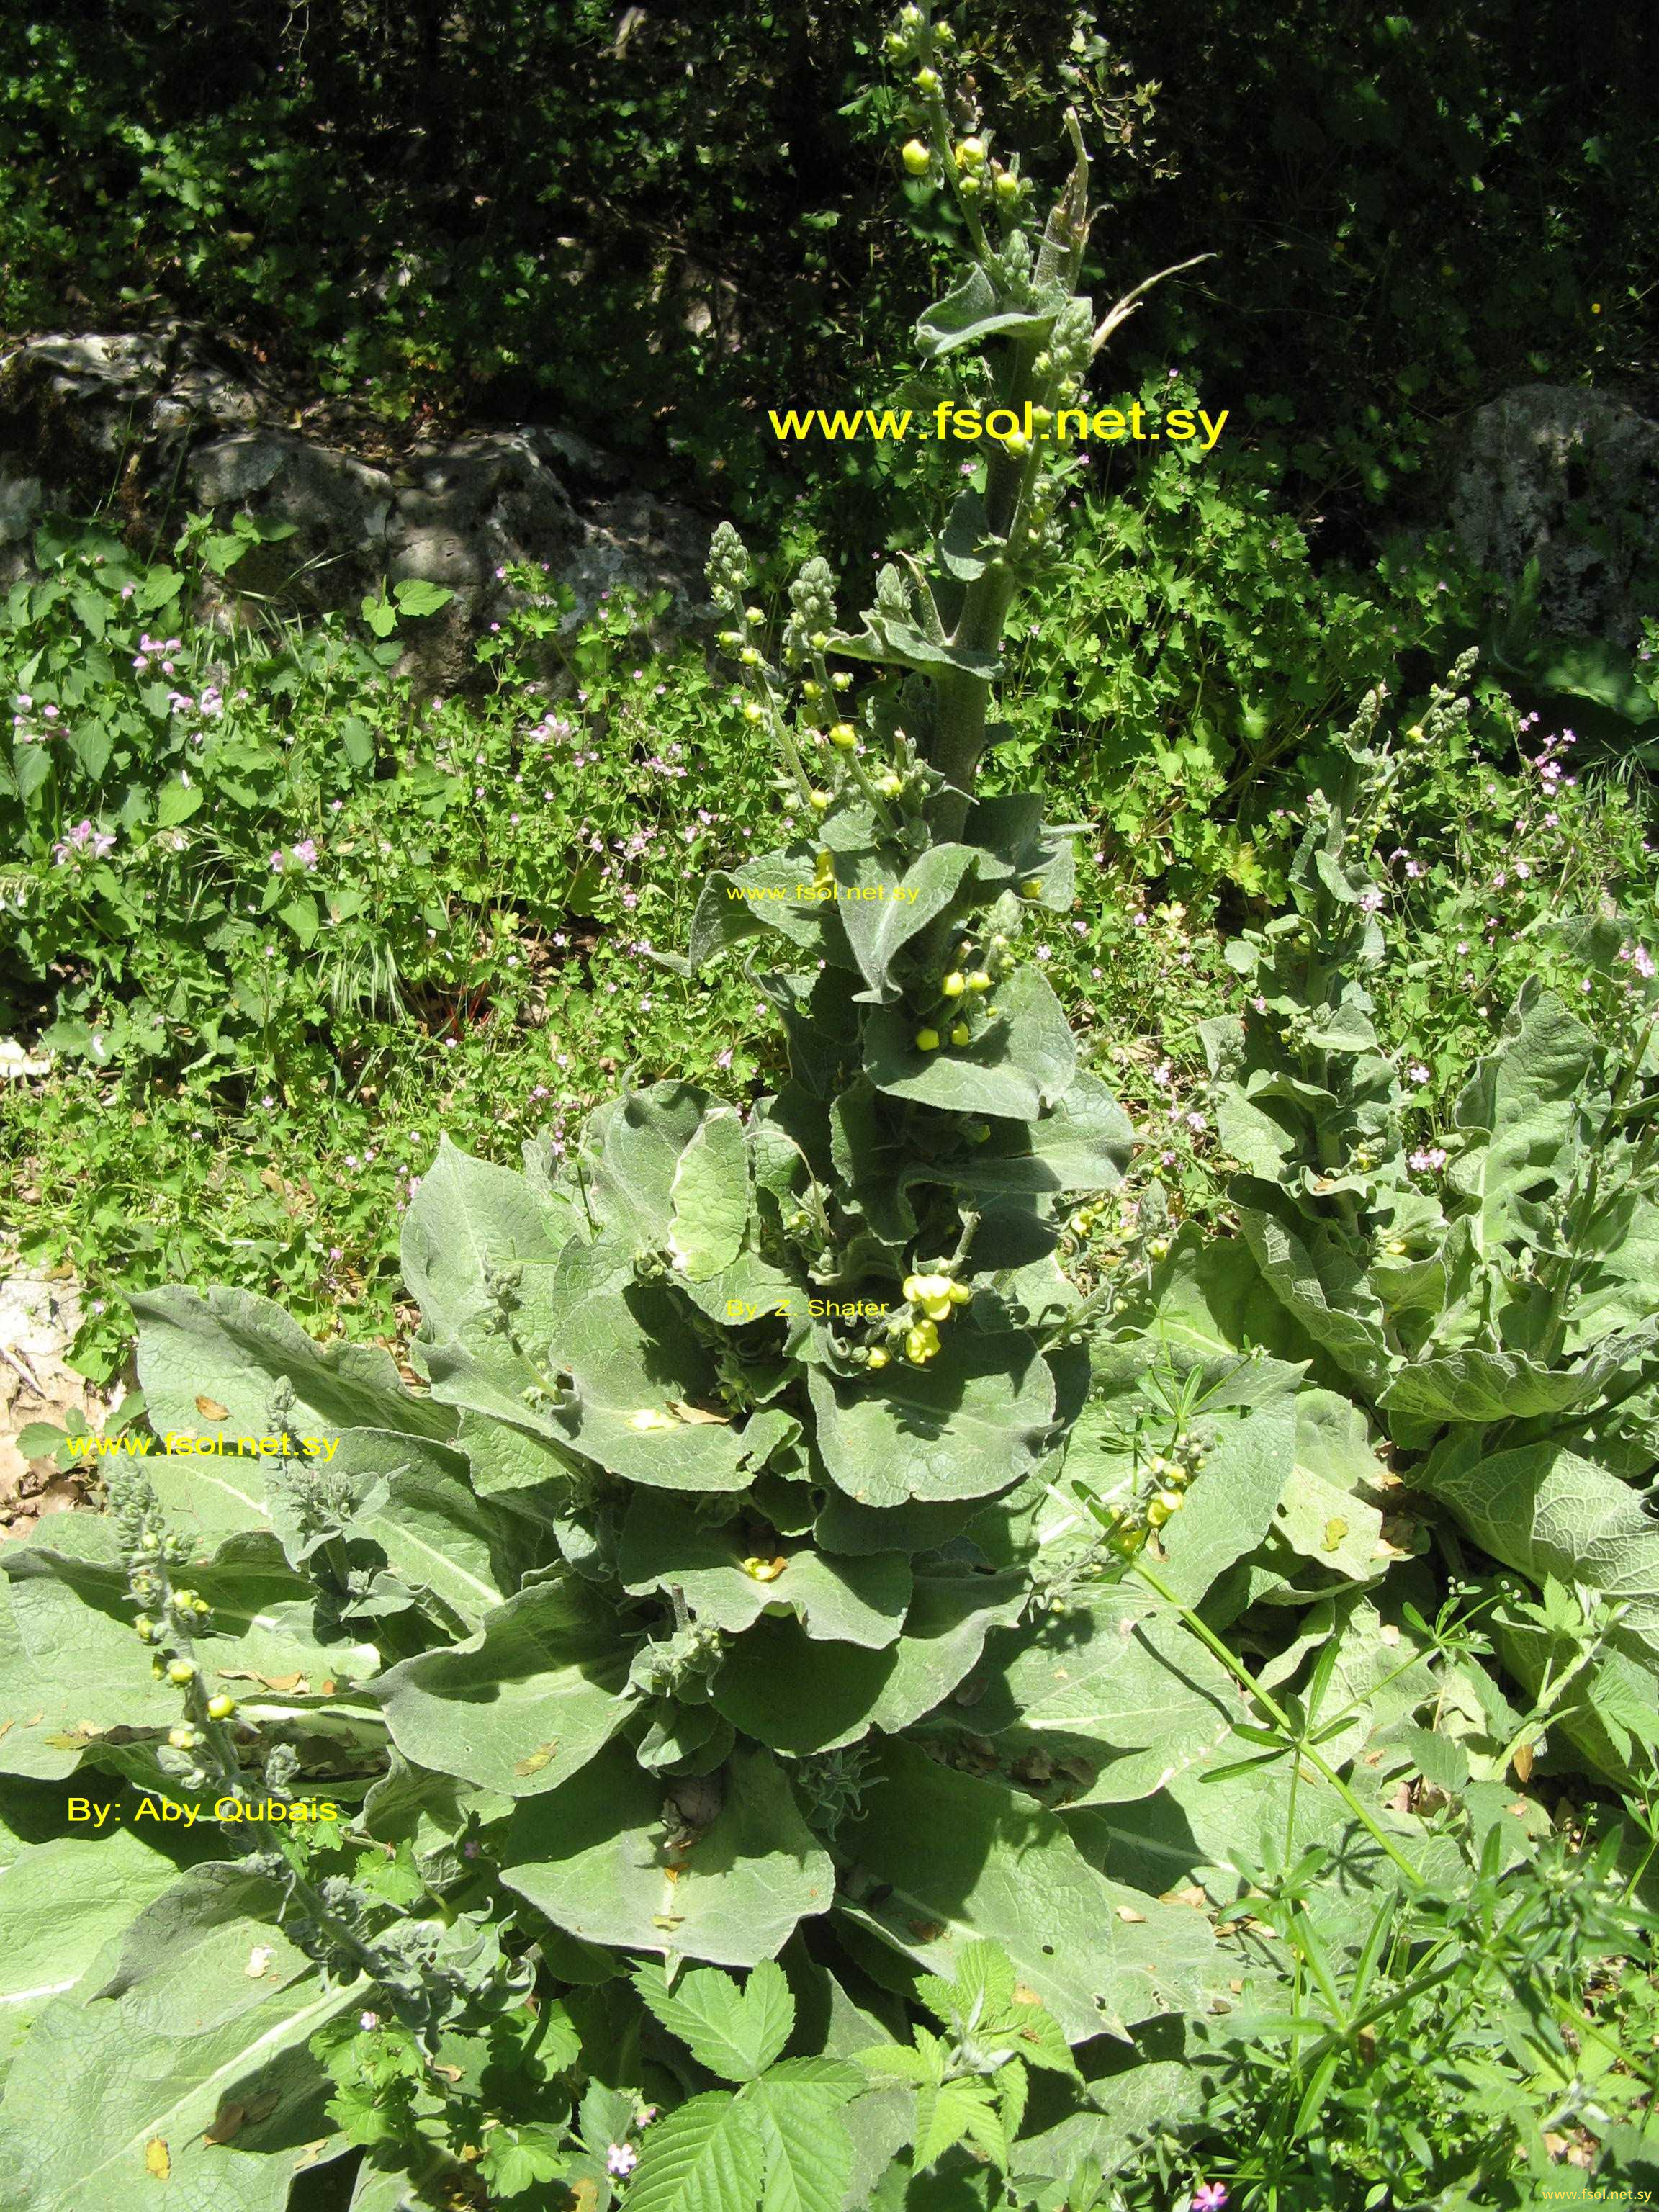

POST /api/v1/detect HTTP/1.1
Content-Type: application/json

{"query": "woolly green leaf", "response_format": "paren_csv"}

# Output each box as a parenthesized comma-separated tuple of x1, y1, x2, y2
(1377, 1335, 1653, 1426)
(0, 1547, 179, 1776)
(132, 1284, 455, 1452)
(968, 1586, 1238, 1804)
(375, 1575, 631, 1797)
(835, 1740, 1136, 2041)
(863, 964, 1076, 1118)
(400, 1136, 577, 1339)
(831, 843, 979, 1004)
(1449, 992, 1593, 1249)
(916, 265, 1062, 359)
(339, 1431, 517, 1629)
(619, 1494, 912, 1647)
(711, 1570, 1025, 1754)
(502, 1743, 834, 1966)
(808, 1328, 1054, 1509)
(668, 1107, 751, 1280)
(0, 1868, 352, 2212)
(1418, 1437, 1659, 1643)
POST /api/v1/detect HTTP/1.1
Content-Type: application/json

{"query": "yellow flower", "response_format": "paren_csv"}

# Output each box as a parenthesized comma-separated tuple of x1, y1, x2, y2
(904, 1319, 941, 1362)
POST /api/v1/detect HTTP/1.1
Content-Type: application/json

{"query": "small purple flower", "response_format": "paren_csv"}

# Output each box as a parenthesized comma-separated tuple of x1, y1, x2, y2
(606, 2144, 638, 2177)
(1193, 2186, 1228, 2212)
(1408, 1063, 1431, 1085)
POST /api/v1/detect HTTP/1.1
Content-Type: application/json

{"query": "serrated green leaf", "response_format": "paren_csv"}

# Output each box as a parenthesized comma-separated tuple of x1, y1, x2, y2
(634, 1959, 793, 2082)
(625, 2090, 765, 2212)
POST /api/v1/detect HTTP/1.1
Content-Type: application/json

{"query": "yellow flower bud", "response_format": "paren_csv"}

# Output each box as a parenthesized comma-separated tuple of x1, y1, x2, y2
(955, 136, 986, 170)
(915, 66, 940, 92)
(1154, 1489, 1184, 1516)
(915, 1028, 941, 1051)
(946, 1282, 971, 1305)
(809, 790, 830, 811)
(742, 701, 765, 724)
(868, 1346, 889, 1370)
(966, 971, 992, 992)
(1020, 876, 1043, 899)
(902, 139, 932, 176)
(829, 722, 858, 748)
(941, 971, 966, 997)
(950, 1023, 971, 1046)
(207, 1693, 237, 1721)
(166, 1659, 196, 1684)
(876, 772, 904, 798)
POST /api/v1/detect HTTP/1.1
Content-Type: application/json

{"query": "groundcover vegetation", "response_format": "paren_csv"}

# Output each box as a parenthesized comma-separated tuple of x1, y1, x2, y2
(3, 9, 1658, 2211)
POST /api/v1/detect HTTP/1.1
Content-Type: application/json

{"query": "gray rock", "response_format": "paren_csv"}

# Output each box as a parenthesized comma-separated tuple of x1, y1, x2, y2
(0, 325, 714, 684)
(1452, 384, 1659, 645)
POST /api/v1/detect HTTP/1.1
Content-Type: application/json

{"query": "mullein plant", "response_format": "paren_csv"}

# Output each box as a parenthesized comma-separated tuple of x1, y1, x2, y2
(8, 11, 1655, 2209)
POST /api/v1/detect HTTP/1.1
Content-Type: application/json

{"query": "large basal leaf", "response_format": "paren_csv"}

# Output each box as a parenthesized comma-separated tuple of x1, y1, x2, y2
(1377, 1334, 1652, 1427)
(1418, 1435, 1659, 1644)
(1274, 1390, 1389, 1584)
(1152, 1398, 1298, 1606)
(337, 1431, 519, 1630)
(0, 1545, 179, 1776)
(501, 1742, 834, 1966)
(834, 1740, 1215, 2042)
(945, 1071, 1133, 1202)
(967, 1587, 1239, 1805)
(376, 1575, 631, 1797)
(619, 1494, 912, 1648)
(667, 1107, 750, 1280)
(711, 1570, 1025, 1755)
(1234, 1182, 1393, 1396)
(400, 1136, 580, 1339)
(1450, 991, 1593, 1254)
(808, 1328, 1055, 1510)
(425, 1238, 757, 1493)
(577, 1084, 719, 1249)
(0, 1815, 198, 2059)
(863, 963, 1076, 1120)
(0, 1866, 352, 2212)
(132, 1284, 454, 1450)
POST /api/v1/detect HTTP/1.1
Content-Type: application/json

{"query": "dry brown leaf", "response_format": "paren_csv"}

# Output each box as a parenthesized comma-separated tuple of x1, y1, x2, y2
(195, 1394, 230, 1421)
(144, 2138, 171, 2180)
(1113, 1905, 1147, 1923)
(513, 1740, 558, 1778)
(669, 1400, 731, 1425)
